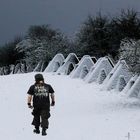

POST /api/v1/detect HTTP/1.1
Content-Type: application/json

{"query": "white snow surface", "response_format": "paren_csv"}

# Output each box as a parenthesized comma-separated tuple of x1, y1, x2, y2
(0, 72, 140, 140)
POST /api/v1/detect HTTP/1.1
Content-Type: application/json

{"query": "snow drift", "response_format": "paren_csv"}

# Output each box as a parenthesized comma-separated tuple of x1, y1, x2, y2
(0, 73, 140, 140)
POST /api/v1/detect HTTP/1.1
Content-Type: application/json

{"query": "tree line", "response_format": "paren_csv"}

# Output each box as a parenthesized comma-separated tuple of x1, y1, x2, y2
(0, 9, 140, 74)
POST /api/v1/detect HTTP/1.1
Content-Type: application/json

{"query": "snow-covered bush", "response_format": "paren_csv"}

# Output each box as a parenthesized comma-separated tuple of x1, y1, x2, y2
(16, 25, 70, 72)
(119, 38, 140, 74)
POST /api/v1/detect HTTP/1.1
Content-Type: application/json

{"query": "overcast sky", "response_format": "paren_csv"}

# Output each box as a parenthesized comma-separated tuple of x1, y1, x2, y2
(0, 0, 140, 45)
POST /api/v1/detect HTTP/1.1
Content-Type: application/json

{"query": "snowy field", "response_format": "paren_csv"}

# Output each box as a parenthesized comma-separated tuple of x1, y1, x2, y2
(0, 72, 140, 140)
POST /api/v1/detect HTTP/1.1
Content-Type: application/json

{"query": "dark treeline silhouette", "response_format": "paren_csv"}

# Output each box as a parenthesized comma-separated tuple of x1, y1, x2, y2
(0, 9, 140, 74)
(0, 37, 23, 67)
(74, 9, 140, 59)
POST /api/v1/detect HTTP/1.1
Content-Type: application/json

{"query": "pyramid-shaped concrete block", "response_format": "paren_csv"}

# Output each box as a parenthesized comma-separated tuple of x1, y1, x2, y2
(13, 62, 27, 74)
(84, 56, 114, 83)
(116, 75, 127, 92)
(70, 55, 94, 79)
(97, 69, 107, 84)
(34, 61, 45, 72)
(128, 76, 140, 98)
(44, 53, 65, 73)
(56, 53, 79, 75)
(121, 75, 138, 94)
(103, 60, 133, 91)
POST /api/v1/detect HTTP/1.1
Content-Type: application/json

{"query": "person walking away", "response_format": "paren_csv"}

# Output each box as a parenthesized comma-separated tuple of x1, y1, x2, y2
(27, 73, 55, 136)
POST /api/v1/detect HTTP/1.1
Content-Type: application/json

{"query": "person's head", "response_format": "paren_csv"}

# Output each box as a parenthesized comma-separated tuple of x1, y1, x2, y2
(34, 73, 44, 84)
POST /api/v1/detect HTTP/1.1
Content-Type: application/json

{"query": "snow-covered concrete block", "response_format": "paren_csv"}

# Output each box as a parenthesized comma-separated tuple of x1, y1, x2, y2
(116, 75, 127, 92)
(83, 57, 102, 81)
(84, 56, 114, 83)
(97, 69, 107, 84)
(56, 53, 79, 75)
(34, 61, 45, 72)
(20, 63, 27, 73)
(13, 62, 27, 74)
(44, 53, 65, 73)
(70, 55, 94, 79)
(0, 66, 10, 75)
(102, 59, 121, 86)
(9, 65, 15, 74)
(122, 75, 138, 94)
(103, 60, 133, 91)
(79, 65, 89, 79)
(128, 76, 140, 98)
(13, 63, 21, 74)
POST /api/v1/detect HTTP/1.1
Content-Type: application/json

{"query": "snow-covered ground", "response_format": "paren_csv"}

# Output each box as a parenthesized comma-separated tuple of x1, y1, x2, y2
(0, 72, 140, 140)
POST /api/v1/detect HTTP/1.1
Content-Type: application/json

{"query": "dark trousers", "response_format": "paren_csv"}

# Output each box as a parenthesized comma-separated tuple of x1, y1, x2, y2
(32, 108, 50, 129)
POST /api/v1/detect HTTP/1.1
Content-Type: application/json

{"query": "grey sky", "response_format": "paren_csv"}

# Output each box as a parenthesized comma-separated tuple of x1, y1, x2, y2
(0, 0, 140, 45)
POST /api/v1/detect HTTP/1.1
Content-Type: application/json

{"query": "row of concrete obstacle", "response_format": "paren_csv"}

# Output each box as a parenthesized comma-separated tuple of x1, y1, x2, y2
(44, 53, 140, 98)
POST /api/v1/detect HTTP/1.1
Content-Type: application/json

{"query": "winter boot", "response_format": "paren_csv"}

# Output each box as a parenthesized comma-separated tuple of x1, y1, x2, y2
(33, 126, 40, 134)
(42, 128, 47, 136)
